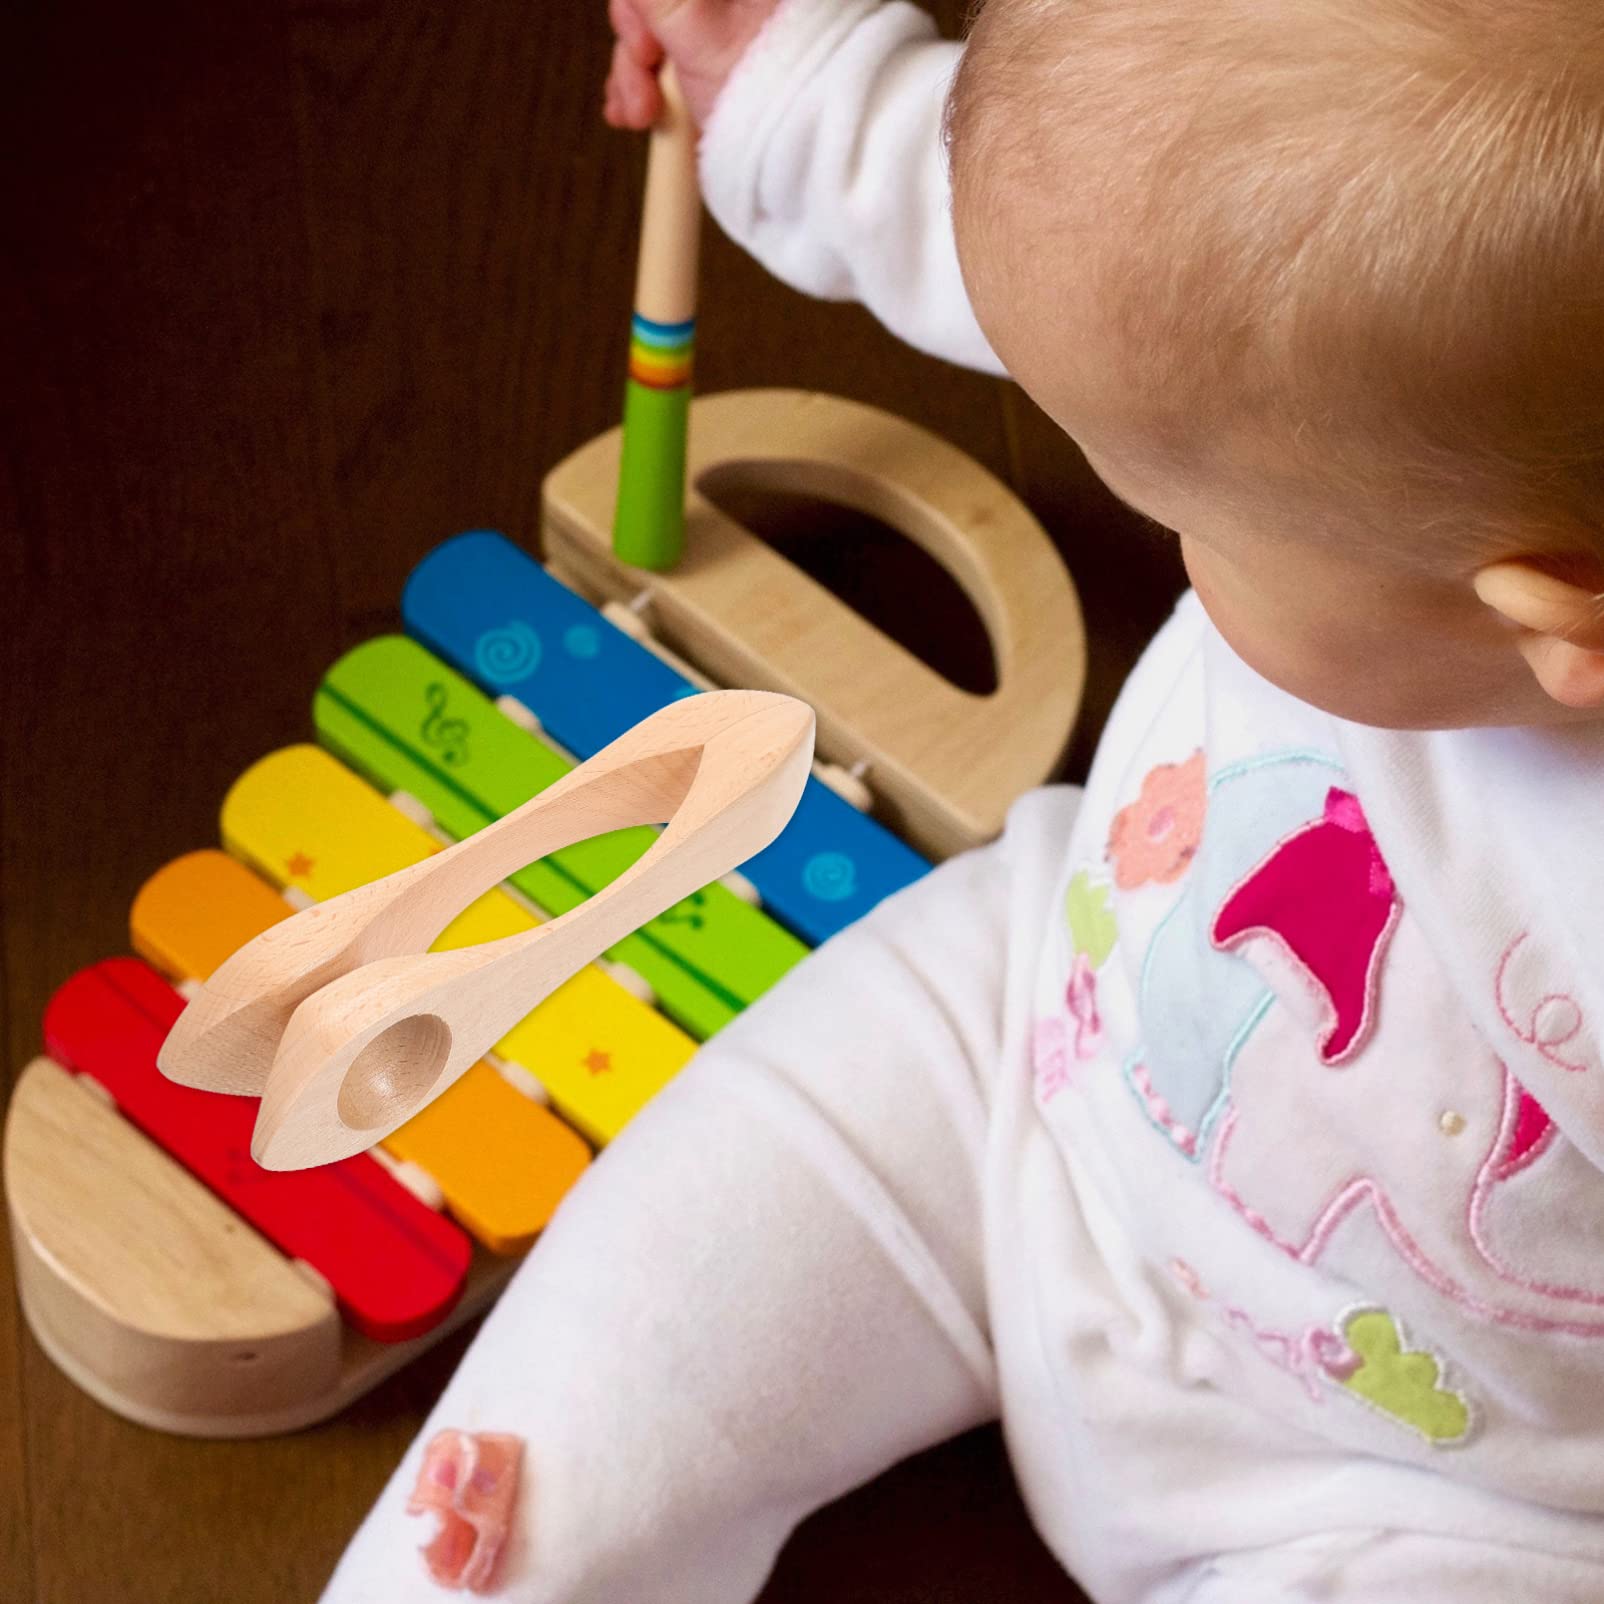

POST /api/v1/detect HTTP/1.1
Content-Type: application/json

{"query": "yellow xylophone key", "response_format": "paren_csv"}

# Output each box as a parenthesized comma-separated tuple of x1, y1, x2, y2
(131, 850, 590, 1254)
(219, 747, 696, 1146)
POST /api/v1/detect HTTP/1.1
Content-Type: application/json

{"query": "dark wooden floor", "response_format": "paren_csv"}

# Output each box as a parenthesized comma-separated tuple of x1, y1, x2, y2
(0, 4, 1185, 1601)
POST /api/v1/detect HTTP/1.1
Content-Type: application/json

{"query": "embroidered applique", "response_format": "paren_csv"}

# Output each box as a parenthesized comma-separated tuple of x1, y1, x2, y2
(1211, 1054, 1604, 1335)
(1107, 752, 1206, 890)
(1120, 754, 1340, 1159)
(1124, 760, 1604, 1338)
(1066, 954, 1102, 1059)
(1337, 1307, 1473, 1446)
(1166, 1260, 1359, 1402)
(1065, 870, 1118, 969)
(1123, 993, 1272, 1162)
(1031, 1018, 1071, 1103)
(1494, 931, 1590, 1074)
(1061, 870, 1117, 1060)
(1128, 1060, 1203, 1156)
(1211, 788, 1400, 1064)
(1167, 1266, 1472, 1443)
(408, 1429, 524, 1592)
(1222, 1308, 1357, 1404)
(1490, 1077, 1556, 1184)
(1461, 1069, 1604, 1313)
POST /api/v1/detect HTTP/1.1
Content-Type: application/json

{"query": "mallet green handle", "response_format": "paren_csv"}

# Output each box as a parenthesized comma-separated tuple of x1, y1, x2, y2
(613, 64, 701, 571)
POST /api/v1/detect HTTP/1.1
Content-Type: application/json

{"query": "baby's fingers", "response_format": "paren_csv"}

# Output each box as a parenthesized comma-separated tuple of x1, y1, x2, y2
(609, 0, 665, 69)
(603, 37, 665, 129)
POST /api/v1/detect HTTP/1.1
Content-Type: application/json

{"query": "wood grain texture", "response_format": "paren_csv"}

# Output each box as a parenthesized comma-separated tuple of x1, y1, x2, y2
(632, 64, 702, 326)
(546, 389, 1085, 857)
(0, 1140, 33, 1604)
(5, 1056, 527, 1439)
(179, 691, 815, 1168)
(6, 1057, 341, 1418)
(0, 0, 1179, 1597)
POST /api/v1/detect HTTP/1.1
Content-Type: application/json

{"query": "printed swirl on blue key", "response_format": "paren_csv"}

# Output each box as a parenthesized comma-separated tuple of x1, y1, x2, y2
(474, 622, 542, 687)
(803, 851, 858, 903)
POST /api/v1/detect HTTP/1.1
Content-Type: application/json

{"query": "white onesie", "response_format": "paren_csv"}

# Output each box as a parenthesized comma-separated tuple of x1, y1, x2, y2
(322, 4, 1604, 1598)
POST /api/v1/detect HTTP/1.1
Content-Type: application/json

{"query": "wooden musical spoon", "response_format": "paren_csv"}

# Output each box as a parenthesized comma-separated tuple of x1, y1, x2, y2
(157, 690, 814, 1168)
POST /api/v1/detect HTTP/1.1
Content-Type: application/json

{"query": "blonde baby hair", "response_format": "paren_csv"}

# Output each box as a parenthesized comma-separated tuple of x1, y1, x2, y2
(948, 0, 1604, 571)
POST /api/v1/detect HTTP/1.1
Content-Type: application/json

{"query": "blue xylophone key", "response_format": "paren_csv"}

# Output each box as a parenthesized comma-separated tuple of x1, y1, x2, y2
(402, 531, 930, 946)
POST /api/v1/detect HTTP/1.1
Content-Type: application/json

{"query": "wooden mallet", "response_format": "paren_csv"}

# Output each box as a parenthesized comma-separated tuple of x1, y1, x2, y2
(611, 63, 701, 571)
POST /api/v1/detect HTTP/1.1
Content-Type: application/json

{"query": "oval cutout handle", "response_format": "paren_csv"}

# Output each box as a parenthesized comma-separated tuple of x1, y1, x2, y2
(248, 692, 814, 1169)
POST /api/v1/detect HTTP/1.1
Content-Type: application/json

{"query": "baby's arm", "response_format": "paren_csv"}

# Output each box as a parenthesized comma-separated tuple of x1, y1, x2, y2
(702, 0, 1001, 373)
(319, 836, 1015, 1603)
(609, 0, 1002, 375)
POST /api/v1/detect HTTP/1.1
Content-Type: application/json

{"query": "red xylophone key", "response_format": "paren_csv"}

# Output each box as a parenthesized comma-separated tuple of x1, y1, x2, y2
(43, 958, 473, 1342)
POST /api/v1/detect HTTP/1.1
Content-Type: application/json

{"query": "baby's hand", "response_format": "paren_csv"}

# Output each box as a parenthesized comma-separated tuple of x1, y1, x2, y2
(603, 0, 781, 130)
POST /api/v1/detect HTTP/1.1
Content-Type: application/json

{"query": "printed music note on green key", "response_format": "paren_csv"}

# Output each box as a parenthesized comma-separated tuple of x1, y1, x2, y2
(313, 636, 808, 1041)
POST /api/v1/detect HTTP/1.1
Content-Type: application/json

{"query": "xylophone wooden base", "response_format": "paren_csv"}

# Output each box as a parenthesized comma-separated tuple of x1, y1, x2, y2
(7, 1056, 516, 1438)
(5, 396, 1086, 1440)
(544, 388, 1086, 862)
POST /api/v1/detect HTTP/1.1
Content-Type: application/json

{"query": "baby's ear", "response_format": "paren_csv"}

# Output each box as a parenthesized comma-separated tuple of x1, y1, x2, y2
(1474, 557, 1604, 709)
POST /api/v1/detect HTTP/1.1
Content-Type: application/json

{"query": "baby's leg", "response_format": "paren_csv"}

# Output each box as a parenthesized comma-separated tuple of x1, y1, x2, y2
(1175, 1529, 1604, 1602)
(320, 838, 1015, 1603)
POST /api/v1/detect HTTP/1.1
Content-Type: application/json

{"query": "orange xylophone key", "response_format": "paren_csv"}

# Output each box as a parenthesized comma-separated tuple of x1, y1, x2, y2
(132, 850, 591, 1254)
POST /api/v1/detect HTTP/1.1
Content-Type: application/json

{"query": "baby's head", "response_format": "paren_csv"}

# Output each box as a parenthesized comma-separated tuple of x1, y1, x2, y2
(948, 0, 1604, 728)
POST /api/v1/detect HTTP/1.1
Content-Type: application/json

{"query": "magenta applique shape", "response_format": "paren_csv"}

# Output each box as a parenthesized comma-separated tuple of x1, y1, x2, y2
(1211, 787, 1399, 1064)
(1495, 1085, 1556, 1182)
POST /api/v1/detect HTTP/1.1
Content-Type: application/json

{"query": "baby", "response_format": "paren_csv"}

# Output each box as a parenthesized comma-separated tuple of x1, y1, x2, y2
(324, 1, 1604, 1598)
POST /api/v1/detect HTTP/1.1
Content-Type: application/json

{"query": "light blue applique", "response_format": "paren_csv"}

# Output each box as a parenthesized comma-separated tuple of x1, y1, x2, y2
(1122, 750, 1345, 1160)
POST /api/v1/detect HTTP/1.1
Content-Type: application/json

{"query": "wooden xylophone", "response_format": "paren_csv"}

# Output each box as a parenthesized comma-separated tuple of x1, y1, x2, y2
(3, 390, 1085, 1437)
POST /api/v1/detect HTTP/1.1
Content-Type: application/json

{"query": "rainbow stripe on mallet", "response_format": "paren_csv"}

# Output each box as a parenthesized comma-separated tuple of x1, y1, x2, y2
(628, 313, 695, 389)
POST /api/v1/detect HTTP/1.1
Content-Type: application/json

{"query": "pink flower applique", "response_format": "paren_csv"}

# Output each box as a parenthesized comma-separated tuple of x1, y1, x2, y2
(1108, 751, 1207, 890)
(408, 1429, 524, 1594)
(1168, 1260, 1362, 1401)
(1032, 1018, 1071, 1102)
(1066, 953, 1103, 1060)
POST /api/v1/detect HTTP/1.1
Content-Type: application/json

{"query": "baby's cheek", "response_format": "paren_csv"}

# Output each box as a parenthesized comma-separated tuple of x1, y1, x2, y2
(1175, 540, 1295, 685)
(1181, 537, 1400, 717)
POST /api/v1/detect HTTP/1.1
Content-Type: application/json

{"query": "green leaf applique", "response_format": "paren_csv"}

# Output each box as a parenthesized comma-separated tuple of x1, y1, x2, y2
(1065, 870, 1118, 970)
(1340, 1308, 1471, 1445)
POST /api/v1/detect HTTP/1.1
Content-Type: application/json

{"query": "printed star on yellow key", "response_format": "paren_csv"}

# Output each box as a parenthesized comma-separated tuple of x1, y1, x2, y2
(285, 851, 316, 878)
(582, 1050, 612, 1076)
